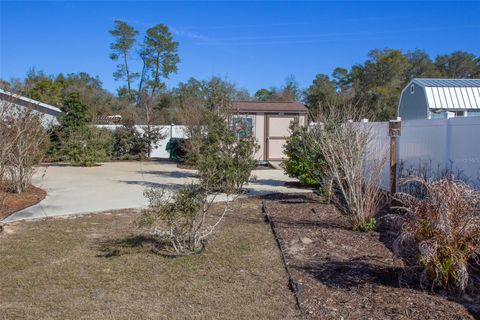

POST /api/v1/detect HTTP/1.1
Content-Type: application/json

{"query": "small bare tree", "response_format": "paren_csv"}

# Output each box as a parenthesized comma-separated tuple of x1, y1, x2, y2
(310, 104, 387, 231)
(135, 92, 166, 159)
(0, 99, 48, 193)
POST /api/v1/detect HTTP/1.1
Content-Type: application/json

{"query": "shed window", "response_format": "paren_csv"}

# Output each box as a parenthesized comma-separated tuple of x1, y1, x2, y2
(230, 115, 255, 138)
(410, 84, 415, 94)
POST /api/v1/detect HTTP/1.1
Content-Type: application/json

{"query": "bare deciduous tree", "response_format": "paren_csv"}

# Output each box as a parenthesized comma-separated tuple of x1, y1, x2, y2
(0, 99, 48, 194)
(310, 104, 387, 231)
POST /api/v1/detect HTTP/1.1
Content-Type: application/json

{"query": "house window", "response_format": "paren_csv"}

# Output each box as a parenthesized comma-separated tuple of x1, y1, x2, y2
(230, 115, 255, 138)
(410, 84, 415, 94)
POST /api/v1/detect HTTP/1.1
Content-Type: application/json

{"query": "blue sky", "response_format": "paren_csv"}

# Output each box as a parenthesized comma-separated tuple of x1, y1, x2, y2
(1, 1, 479, 95)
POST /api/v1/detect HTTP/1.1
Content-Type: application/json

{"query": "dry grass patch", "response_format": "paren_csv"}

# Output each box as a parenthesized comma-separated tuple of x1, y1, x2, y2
(0, 199, 299, 320)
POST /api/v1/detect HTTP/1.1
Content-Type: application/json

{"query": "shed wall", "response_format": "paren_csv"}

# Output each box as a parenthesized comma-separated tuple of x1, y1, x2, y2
(255, 114, 265, 160)
(398, 83, 428, 120)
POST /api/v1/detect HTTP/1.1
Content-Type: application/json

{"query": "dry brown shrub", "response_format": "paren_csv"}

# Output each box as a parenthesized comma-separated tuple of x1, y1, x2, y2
(312, 104, 387, 231)
(0, 99, 48, 193)
(394, 177, 480, 292)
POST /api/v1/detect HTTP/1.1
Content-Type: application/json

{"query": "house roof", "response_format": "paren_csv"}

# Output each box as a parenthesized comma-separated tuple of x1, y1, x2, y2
(0, 89, 62, 115)
(231, 101, 308, 113)
(410, 78, 480, 110)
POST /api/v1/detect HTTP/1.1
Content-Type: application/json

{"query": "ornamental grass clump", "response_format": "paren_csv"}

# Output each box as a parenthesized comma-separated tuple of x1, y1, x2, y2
(394, 178, 480, 292)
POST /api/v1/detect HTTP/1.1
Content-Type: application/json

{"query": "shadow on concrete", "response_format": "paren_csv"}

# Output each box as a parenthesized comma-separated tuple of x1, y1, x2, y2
(250, 179, 287, 187)
(137, 170, 197, 179)
(116, 180, 184, 190)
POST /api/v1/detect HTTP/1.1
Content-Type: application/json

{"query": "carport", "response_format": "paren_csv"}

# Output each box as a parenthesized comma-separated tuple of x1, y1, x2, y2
(230, 101, 308, 162)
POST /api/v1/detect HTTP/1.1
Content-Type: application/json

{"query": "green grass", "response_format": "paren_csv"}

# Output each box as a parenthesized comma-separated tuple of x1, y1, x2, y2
(0, 200, 299, 320)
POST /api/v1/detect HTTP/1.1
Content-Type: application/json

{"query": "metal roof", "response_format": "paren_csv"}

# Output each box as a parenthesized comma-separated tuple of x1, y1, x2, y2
(410, 78, 480, 110)
(0, 89, 62, 114)
(412, 78, 480, 87)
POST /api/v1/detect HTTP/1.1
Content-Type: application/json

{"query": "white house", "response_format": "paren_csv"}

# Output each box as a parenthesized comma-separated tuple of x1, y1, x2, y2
(0, 89, 62, 126)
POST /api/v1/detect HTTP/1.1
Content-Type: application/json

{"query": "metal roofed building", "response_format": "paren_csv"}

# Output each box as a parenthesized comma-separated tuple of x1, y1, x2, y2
(0, 89, 62, 126)
(398, 78, 480, 120)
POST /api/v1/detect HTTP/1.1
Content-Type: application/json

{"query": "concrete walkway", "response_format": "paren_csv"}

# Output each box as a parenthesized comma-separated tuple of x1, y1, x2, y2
(3, 161, 310, 223)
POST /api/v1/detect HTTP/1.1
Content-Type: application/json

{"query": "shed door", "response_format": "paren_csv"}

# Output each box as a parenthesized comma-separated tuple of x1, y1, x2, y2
(266, 115, 296, 160)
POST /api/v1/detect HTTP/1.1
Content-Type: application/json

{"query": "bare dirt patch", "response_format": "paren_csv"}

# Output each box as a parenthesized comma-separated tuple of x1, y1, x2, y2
(0, 199, 299, 319)
(263, 192, 479, 320)
(0, 184, 46, 220)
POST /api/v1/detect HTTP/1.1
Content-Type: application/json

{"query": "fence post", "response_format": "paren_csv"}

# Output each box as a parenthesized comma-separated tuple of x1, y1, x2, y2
(389, 119, 402, 207)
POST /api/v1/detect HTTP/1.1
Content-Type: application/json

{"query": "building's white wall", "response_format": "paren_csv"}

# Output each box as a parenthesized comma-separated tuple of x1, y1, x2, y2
(0, 101, 59, 127)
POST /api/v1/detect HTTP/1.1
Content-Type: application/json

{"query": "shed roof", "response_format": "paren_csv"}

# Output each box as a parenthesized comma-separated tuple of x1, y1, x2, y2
(412, 78, 480, 87)
(231, 101, 308, 113)
(410, 78, 480, 110)
(0, 89, 62, 114)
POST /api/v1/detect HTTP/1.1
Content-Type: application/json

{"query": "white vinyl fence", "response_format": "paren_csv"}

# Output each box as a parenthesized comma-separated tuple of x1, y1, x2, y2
(96, 125, 188, 159)
(367, 117, 480, 189)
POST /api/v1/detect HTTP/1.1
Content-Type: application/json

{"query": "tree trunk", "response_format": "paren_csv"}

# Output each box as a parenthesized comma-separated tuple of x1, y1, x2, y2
(150, 55, 161, 98)
(123, 52, 131, 99)
(136, 61, 147, 107)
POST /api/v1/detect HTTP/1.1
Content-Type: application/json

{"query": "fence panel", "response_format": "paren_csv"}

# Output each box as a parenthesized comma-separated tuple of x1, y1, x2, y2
(367, 117, 480, 189)
(95, 124, 188, 159)
(447, 117, 480, 185)
(399, 119, 448, 174)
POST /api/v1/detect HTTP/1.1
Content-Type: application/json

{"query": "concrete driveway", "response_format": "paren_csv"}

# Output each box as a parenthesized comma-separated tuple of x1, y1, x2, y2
(4, 161, 310, 223)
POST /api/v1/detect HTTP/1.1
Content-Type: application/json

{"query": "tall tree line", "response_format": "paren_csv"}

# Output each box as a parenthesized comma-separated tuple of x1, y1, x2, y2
(303, 49, 480, 120)
(1, 41, 478, 123)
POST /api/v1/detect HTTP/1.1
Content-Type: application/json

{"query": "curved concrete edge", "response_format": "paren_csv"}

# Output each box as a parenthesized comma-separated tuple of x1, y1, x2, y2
(2, 161, 312, 224)
(1, 189, 313, 225)
(2, 207, 143, 225)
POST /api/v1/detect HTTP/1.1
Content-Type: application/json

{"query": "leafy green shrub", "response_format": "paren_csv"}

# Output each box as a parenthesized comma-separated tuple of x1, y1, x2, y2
(140, 110, 258, 255)
(140, 185, 204, 254)
(195, 111, 258, 193)
(394, 178, 480, 292)
(59, 92, 91, 134)
(111, 125, 164, 160)
(283, 123, 329, 191)
(54, 91, 115, 166)
(355, 217, 376, 232)
(112, 125, 146, 160)
(62, 127, 113, 166)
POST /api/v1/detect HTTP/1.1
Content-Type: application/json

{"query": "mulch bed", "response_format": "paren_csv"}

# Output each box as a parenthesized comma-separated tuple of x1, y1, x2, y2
(0, 185, 46, 220)
(263, 192, 479, 320)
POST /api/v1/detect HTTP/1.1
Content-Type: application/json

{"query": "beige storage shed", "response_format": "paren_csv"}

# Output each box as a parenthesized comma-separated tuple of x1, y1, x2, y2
(230, 101, 309, 162)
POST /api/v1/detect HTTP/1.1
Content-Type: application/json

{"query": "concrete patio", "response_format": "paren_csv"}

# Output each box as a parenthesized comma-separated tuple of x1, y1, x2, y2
(3, 161, 310, 223)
